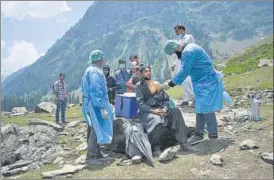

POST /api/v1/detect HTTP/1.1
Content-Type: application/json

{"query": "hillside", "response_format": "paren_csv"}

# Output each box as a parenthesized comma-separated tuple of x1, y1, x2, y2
(1, 1, 273, 111)
(223, 35, 273, 75)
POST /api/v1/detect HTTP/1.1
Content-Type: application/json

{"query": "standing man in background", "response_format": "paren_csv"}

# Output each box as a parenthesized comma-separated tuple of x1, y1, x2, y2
(172, 25, 195, 107)
(115, 59, 131, 94)
(53, 73, 68, 125)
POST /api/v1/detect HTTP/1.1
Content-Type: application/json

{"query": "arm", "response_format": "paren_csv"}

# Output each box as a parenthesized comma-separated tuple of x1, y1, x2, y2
(87, 71, 107, 108)
(126, 78, 136, 89)
(136, 84, 152, 113)
(172, 51, 195, 85)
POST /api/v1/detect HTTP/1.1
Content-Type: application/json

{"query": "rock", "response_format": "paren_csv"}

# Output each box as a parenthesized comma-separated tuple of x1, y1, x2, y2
(73, 155, 86, 165)
(35, 102, 56, 113)
(28, 118, 63, 131)
(11, 113, 25, 117)
(1, 160, 32, 173)
(76, 142, 87, 152)
(67, 104, 77, 108)
(258, 59, 273, 68)
(66, 120, 82, 128)
(261, 152, 273, 165)
(53, 157, 64, 164)
(42, 164, 86, 178)
(2, 166, 29, 177)
(11, 107, 28, 114)
(210, 154, 223, 166)
(227, 125, 233, 131)
(240, 139, 259, 150)
(159, 147, 178, 162)
(1, 123, 62, 171)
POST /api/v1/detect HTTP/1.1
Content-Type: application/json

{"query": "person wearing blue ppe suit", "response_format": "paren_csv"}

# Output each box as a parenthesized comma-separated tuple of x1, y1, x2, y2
(81, 50, 114, 168)
(163, 40, 223, 152)
(114, 59, 131, 94)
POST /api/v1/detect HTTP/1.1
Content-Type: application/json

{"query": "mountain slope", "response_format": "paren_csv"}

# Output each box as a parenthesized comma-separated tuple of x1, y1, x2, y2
(2, 1, 273, 109)
(223, 35, 273, 75)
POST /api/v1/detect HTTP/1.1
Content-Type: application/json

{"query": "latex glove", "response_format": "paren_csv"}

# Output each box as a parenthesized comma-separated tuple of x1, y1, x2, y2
(100, 109, 108, 120)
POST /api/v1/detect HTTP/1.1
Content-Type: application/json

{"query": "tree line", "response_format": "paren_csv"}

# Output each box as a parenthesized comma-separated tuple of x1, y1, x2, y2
(1, 92, 80, 112)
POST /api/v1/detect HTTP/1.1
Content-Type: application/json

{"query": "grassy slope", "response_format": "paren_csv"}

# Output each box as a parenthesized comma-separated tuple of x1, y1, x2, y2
(223, 35, 273, 75)
(1, 106, 82, 126)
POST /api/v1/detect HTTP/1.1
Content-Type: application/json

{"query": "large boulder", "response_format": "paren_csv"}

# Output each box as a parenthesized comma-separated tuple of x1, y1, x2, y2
(11, 107, 28, 114)
(1, 123, 62, 174)
(258, 59, 273, 68)
(35, 102, 56, 113)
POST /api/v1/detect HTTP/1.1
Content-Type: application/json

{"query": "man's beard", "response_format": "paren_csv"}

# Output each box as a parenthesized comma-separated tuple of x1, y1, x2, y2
(175, 51, 182, 59)
(144, 76, 151, 80)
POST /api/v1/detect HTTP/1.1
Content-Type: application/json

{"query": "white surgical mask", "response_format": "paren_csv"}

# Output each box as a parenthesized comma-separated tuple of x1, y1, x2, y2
(120, 64, 126, 69)
(131, 61, 137, 66)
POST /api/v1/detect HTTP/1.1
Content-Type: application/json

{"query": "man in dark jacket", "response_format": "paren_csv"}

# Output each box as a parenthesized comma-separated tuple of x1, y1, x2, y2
(103, 65, 121, 104)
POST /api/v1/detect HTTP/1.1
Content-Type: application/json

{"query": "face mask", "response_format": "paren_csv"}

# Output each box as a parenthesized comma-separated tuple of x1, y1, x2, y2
(175, 51, 182, 59)
(119, 64, 126, 69)
(131, 61, 137, 66)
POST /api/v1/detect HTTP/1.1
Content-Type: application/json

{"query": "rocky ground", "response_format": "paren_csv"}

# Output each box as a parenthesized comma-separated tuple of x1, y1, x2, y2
(1, 95, 273, 179)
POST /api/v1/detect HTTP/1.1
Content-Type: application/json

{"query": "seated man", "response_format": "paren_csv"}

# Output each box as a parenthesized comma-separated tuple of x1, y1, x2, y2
(136, 65, 194, 155)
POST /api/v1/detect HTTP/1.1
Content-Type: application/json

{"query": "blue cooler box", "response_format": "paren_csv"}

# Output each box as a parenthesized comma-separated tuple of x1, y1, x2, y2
(115, 93, 138, 118)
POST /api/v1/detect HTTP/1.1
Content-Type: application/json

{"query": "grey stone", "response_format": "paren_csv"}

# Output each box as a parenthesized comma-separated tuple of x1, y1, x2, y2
(240, 139, 259, 150)
(42, 164, 86, 178)
(35, 102, 56, 113)
(66, 120, 82, 128)
(28, 118, 63, 131)
(210, 154, 223, 166)
(261, 152, 273, 165)
(159, 147, 178, 162)
(11, 107, 28, 114)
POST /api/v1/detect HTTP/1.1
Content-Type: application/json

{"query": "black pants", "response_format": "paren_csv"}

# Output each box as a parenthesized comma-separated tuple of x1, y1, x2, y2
(148, 108, 188, 150)
(86, 125, 100, 160)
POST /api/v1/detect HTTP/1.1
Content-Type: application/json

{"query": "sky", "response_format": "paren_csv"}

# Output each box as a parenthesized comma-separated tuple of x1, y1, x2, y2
(1, 1, 94, 78)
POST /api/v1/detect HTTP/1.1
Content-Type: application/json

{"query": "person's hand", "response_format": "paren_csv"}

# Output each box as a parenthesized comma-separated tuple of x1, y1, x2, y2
(152, 109, 168, 117)
(55, 96, 59, 102)
(65, 94, 68, 99)
(168, 80, 176, 87)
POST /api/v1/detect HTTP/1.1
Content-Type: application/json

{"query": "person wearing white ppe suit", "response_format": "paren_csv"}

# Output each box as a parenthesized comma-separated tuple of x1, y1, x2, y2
(172, 25, 195, 106)
(81, 50, 114, 168)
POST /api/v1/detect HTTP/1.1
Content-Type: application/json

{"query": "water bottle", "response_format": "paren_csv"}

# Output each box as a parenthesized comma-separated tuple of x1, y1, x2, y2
(223, 91, 234, 107)
(251, 98, 261, 121)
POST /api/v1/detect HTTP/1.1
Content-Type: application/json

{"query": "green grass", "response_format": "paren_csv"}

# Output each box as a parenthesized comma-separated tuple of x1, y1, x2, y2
(223, 35, 273, 75)
(1, 105, 83, 126)
(224, 66, 273, 91)
(166, 86, 183, 100)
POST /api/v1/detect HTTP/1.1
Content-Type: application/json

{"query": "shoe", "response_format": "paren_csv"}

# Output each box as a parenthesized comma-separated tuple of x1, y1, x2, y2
(208, 138, 221, 153)
(179, 101, 189, 107)
(131, 155, 142, 164)
(85, 159, 103, 168)
(62, 121, 68, 124)
(188, 135, 204, 145)
(159, 147, 178, 162)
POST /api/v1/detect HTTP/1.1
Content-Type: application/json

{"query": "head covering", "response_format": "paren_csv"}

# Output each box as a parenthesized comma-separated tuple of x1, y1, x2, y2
(140, 64, 151, 73)
(87, 50, 103, 65)
(163, 40, 180, 55)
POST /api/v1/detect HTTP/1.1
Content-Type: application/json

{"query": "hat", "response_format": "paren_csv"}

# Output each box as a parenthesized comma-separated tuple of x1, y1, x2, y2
(87, 50, 103, 65)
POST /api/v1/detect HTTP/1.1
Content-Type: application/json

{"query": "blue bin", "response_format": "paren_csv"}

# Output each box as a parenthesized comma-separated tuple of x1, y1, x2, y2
(115, 94, 138, 118)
